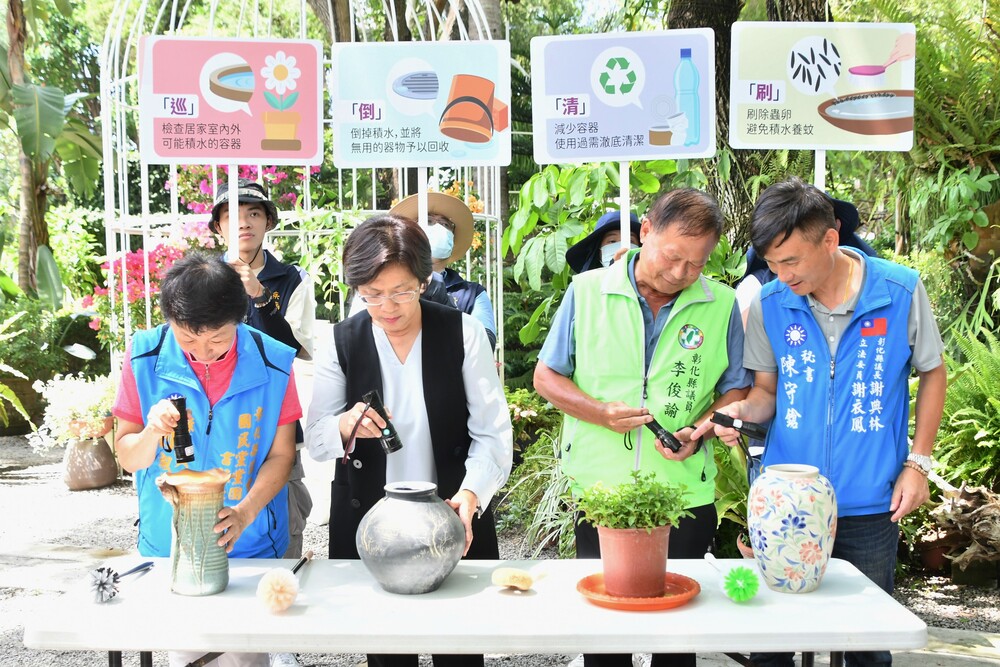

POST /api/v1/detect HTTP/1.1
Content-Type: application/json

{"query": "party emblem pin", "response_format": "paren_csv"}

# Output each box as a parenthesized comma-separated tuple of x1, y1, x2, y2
(784, 323, 807, 347)
(678, 324, 704, 350)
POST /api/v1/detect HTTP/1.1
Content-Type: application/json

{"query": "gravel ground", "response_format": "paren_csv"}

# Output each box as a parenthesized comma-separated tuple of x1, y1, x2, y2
(2, 434, 999, 666)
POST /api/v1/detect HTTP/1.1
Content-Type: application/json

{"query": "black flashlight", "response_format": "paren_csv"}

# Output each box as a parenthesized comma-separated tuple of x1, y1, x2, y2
(362, 389, 403, 455)
(167, 393, 195, 464)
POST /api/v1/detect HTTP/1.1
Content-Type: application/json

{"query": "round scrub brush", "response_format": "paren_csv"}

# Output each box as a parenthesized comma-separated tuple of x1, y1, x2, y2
(705, 552, 759, 602)
(257, 550, 313, 613)
(90, 561, 155, 603)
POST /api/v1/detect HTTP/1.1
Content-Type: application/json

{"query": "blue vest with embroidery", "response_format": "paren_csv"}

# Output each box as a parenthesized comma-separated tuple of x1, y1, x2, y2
(129, 323, 295, 558)
(759, 255, 917, 516)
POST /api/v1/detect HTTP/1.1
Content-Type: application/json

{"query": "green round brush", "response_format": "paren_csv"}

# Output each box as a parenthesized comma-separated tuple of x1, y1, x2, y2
(705, 553, 759, 602)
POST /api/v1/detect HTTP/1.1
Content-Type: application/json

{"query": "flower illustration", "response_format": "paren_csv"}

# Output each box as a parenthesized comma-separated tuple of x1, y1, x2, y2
(799, 541, 824, 564)
(780, 513, 807, 533)
(261, 51, 301, 110)
(783, 566, 803, 581)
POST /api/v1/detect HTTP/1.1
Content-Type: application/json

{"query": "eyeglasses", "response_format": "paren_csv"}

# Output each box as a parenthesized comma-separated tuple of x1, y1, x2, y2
(358, 289, 420, 306)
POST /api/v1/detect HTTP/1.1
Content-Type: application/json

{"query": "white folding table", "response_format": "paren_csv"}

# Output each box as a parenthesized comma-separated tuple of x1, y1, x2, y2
(23, 557, 926, 665)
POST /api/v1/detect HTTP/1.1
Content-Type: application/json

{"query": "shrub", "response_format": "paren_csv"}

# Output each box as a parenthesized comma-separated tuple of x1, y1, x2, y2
(576, 470, 692, 532)
(934, 329, 1000, 490)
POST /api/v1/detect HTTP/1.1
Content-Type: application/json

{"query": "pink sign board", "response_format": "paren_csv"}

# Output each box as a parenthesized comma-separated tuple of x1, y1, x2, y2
(139, 37, 323, 165)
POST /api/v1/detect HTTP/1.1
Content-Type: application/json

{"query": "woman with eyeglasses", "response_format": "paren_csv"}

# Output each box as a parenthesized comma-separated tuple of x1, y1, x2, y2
(305, 213, 512, 667)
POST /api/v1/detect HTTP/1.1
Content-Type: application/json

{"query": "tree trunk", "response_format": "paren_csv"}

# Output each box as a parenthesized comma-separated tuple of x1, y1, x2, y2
(306, 0, 333, 41)
(332, 0, 352, 43)
(767, 0, 829, 22)
(667, 0, 749, 244)
(8, 0, 46, 293)
(384, 0, 411, 42)
(668, 0, 827, 247)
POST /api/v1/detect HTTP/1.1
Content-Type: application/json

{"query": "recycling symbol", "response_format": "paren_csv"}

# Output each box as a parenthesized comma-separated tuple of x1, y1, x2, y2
(598, 57, 637, 95)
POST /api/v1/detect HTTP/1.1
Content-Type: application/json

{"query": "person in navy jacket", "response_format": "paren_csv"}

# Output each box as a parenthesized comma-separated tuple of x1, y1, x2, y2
(209, 179, 315, 564)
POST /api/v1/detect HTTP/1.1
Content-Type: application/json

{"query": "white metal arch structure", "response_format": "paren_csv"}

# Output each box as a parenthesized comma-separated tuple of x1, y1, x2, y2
(99, 0, 505, 371)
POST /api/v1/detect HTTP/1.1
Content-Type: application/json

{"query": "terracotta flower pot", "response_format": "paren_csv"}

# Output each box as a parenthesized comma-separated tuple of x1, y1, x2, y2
(62, 437, 118, 491)
(597, 525, 670, 598)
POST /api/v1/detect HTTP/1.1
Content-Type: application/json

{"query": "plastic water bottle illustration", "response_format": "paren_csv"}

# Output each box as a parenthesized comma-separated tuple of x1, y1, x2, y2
(674, 48, 700, 146)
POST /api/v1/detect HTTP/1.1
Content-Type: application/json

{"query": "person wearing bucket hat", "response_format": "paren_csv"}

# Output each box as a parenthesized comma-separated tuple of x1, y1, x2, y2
(209, 179, 315, 585)
(565, 210, 642, 274)
(389, 192, 497, 350)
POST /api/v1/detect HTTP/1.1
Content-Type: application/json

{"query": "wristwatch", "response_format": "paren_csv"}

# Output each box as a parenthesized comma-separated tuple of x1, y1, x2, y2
(906, 452, 933, 474)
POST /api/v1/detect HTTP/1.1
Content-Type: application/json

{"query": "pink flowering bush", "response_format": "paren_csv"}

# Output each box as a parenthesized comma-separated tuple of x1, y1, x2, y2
(84, 243, 185, 349)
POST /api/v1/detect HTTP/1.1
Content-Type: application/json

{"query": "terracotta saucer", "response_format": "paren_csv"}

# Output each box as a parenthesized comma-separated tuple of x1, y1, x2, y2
(577, 572, 701, 611)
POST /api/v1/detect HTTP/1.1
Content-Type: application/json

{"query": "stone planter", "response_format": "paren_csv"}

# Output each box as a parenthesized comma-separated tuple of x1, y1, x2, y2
(62, 436, 118, 491)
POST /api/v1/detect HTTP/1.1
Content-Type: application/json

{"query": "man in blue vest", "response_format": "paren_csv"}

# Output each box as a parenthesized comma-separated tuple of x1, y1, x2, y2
(693, 177, 947, 667)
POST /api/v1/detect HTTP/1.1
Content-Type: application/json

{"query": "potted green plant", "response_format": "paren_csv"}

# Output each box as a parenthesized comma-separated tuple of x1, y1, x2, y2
(576, 470, 692, 598)
(30, 374, 118, 491)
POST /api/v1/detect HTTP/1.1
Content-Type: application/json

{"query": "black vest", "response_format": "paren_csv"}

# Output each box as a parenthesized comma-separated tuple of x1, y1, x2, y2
(330, 300, 497, 559)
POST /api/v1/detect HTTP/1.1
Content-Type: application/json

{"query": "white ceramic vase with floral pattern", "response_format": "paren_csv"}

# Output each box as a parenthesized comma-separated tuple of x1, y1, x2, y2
(748, 463, 837, 593)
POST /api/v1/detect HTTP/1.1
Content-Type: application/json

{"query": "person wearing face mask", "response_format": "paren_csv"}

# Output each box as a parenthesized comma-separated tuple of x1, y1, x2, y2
(389, 192, 497, 350)
(565, 210, 642, 274)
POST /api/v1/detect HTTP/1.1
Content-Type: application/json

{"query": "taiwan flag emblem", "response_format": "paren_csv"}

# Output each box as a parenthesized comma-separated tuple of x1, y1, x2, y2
(861, 317, 887, 336)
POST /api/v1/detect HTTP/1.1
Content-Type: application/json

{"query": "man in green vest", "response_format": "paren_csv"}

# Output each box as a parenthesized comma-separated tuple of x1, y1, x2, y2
(534, 189, 750, 667)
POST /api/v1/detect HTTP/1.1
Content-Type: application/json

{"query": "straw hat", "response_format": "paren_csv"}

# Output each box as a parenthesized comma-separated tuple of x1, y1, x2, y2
(390, 192, 474, 265)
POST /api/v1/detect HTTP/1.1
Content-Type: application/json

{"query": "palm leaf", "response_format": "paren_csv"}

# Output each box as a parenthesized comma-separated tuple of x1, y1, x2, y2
(12, 82, 66, 163)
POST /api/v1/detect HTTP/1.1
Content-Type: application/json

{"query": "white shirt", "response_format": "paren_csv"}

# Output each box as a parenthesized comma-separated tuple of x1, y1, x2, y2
(305, 312, 512, 508)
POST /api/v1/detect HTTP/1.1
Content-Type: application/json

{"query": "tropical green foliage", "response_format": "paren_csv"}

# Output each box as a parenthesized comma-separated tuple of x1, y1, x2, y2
(714, 441, 751, 530)
(576, 470, 693, 531)
(910, 166, 998, 252)
(0, 313, 30, 427)
(504, 160, 703, 346)
(496, 434, 576, 558)
(0, 296, 97, 381)
(504, 386, 562, 455)
(934, 329, 1000, 490)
